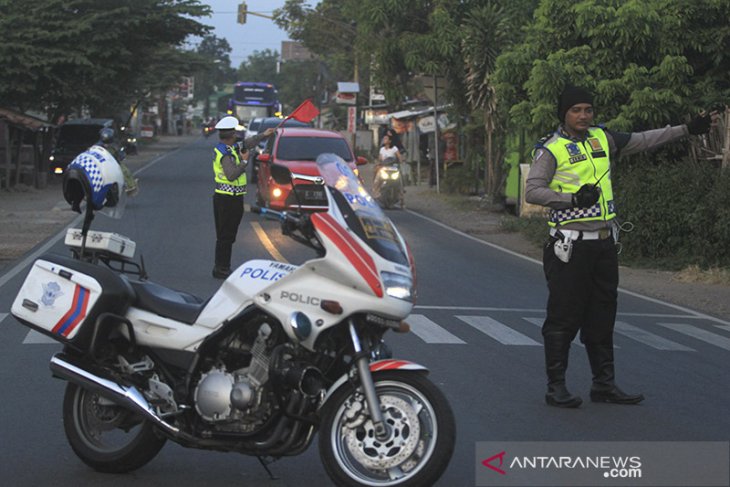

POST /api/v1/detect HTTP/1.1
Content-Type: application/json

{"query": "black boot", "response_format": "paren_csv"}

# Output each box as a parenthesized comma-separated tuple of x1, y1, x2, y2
(586, 343, 644, 404)
(213, 241, 232, 279)
(211, 266, 232, 279)
(544, 333, 582, 408)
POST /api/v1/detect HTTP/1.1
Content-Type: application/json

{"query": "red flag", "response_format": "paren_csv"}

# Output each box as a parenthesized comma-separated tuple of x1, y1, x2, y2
(288, 99, 319, 123)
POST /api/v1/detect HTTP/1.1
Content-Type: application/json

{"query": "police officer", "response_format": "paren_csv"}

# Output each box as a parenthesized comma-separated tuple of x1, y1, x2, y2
(212, 116, 274, 279)
(526, 85, 712, 408)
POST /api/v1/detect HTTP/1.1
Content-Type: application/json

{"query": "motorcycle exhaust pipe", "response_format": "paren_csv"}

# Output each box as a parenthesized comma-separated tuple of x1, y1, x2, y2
(49, 353, 186, 439)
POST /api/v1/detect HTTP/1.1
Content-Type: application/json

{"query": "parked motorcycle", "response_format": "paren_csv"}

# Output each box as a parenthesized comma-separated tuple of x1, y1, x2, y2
(374, 156, 405, 209)
(11, 152, 455, 486)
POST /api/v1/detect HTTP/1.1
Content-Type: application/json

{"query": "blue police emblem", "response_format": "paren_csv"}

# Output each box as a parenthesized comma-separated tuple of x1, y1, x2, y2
(566, 143, 581, 156)
(41, 282, 64, 307)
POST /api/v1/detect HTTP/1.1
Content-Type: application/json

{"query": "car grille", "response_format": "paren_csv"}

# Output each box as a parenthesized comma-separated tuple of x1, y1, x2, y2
(285, 184, 327, 208)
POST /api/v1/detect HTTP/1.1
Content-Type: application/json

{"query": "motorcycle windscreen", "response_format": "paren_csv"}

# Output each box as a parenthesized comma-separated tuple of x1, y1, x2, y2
(316, 153, 409, 266)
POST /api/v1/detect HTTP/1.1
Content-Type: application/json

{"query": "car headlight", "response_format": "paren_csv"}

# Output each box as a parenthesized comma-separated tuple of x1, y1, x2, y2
(381, 271, 413, 301)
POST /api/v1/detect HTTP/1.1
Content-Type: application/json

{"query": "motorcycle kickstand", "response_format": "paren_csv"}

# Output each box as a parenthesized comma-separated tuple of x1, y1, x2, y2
(348, 320, 389, 441)
(256, 456, 279, 480)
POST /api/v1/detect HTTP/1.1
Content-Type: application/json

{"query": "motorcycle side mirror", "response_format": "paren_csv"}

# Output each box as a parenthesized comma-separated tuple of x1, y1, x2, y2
(356, 156, 368, 166)
(270, 163, 293, 185)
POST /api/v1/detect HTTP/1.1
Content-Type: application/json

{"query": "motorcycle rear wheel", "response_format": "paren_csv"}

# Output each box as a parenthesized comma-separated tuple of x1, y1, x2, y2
(62, 383, 166, 473)
(319, 371, 455, 486)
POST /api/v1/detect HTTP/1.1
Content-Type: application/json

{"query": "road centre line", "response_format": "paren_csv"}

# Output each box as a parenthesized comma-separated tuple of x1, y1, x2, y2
(251, 222, 288, 263)
(406, 209, 730, 326)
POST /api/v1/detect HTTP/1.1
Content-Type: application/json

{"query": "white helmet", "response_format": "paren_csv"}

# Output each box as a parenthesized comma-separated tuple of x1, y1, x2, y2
(63, 146, 126, 219)
(215, 116, 239, 130)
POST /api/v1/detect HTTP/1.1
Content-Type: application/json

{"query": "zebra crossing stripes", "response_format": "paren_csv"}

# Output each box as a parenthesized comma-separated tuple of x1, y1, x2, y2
(23, 330, 58, 344)
(658, 322, 730, 352)
(615, 321, 694, 351)
(457, 315, 540, 345)
(407, 314, 465, 344)
(521, 316, 585, 348)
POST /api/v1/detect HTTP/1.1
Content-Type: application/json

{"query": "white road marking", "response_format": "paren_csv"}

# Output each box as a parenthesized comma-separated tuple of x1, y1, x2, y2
(521, 316, 584, 348)
(406, 314, 465, 344)
(0, 313, 7, 324)
(457, 315, 540, 346)
(406, 210, 730, 326)
(614, 321, 694, 351)
(657, 323, 730, 352)
(23, 329, 59, 344)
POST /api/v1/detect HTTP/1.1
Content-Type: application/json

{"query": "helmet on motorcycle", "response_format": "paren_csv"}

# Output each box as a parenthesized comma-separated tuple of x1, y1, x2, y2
(214, 116, 239, 130)
(99, 127, 115, 144)
(63, 145, 126, 218)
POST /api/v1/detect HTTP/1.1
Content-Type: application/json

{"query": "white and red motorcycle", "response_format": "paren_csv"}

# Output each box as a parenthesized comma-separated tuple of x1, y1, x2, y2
(11, 152, 455, 486)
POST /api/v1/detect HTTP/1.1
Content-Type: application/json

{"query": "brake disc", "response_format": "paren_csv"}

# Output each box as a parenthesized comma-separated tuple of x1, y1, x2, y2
(344, 395, 421, 470)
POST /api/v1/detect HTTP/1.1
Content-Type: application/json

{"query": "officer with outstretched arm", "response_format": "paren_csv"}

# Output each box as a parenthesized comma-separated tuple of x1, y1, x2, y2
(525, 85, 711, 408)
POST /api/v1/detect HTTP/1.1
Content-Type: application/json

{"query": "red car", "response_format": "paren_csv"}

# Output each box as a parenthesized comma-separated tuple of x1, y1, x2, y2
(255, 128, 367, 211)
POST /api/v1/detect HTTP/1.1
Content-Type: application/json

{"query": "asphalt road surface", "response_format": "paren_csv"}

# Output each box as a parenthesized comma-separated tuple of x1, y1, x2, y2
(1, 137, 728, 486)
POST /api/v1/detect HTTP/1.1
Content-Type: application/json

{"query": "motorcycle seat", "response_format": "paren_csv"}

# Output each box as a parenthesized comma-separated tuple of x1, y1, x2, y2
(128, 280, 206, 325)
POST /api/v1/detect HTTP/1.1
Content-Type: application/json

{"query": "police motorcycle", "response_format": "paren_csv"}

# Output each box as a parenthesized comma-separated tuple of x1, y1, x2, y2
(374, 156, 405, 209)
(11, 149, 455, 486)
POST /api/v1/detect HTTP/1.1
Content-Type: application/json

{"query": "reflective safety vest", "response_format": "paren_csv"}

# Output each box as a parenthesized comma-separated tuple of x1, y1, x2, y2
(538, 127, 615, 227)
(213, 143, 247, 195)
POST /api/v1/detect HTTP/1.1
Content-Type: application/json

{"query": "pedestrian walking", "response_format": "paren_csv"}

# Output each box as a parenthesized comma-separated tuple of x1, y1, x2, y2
(525, 85, 712, 408)
(211, 116, 275, 279)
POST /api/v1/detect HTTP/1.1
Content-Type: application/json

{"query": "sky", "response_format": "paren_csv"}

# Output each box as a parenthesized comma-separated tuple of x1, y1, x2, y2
(198, 0, 306, 68)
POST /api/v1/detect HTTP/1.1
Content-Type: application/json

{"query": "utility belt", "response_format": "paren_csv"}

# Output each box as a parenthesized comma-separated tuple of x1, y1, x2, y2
(550, 227, 612, 241)
(215, 183, 247, 196)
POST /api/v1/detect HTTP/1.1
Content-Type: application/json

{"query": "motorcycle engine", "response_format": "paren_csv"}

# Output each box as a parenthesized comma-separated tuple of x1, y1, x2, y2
(194, 323, 273, 431)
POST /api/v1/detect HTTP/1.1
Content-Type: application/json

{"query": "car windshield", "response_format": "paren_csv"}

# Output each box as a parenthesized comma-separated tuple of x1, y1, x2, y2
(260, 118, 310, 130)
(248, 119, 262, 131)
(277, 136, 353, 162)
(316, 154, 408, 266)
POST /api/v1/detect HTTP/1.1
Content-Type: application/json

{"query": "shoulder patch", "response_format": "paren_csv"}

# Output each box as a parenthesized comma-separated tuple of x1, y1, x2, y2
(534, 131, 559, 149)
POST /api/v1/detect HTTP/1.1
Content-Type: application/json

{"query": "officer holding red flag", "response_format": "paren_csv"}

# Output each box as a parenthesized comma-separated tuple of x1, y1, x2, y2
(211, 116, 275, 279)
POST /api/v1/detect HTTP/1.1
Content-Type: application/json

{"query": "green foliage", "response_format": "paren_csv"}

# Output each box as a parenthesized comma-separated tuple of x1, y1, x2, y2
(0, 0, 210, 120)
(442, 165, 477, 195)
(615, 162, 730, 269)
(494, 0, 730, 136)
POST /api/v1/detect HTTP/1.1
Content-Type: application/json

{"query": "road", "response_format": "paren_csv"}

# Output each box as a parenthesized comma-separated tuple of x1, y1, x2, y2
(1, 137, 728, 486)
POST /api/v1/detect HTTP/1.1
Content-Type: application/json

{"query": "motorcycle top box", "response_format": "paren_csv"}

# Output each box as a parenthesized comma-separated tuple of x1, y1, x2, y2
(11, 253, 134, 349)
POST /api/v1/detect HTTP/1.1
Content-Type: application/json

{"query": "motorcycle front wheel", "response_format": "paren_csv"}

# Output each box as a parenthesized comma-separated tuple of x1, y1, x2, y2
(62, 383, 166, 473)
(319, 371, 455, 486)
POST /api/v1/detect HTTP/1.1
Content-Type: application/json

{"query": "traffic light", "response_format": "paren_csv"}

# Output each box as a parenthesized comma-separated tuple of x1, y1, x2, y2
(237, 2, 247, 24)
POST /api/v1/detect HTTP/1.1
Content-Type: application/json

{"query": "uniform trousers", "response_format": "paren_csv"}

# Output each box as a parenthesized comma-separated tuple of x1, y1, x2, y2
(542, 235, 619, 391)
(542, 236, 618, 346)
(213, 192, 244, 269)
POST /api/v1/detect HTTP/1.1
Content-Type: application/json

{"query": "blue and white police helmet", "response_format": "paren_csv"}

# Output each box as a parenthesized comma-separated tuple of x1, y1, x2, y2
(63, 145, 126, 218)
